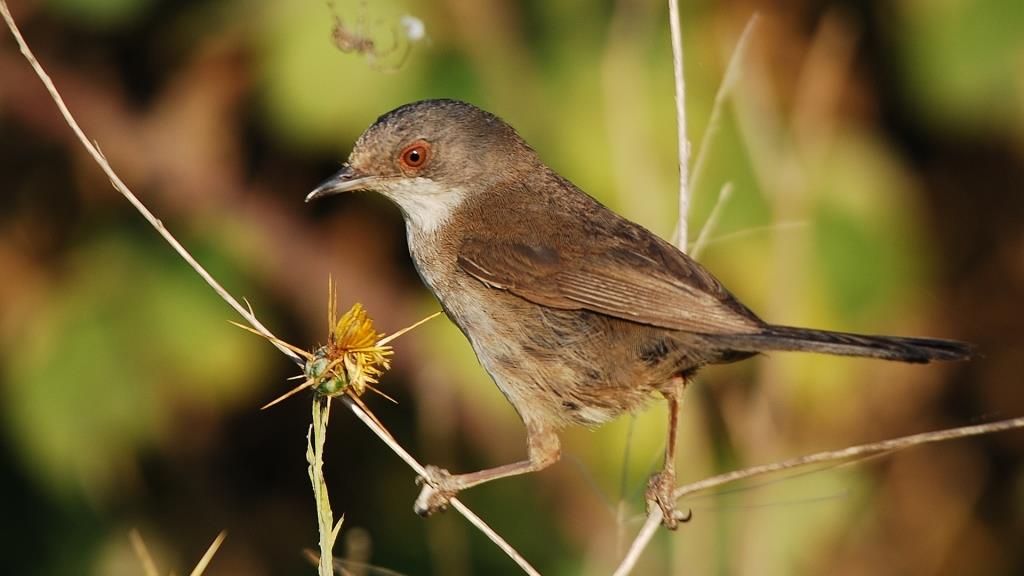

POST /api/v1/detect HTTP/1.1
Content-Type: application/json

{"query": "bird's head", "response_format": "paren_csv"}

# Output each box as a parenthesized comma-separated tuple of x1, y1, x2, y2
(307, 99, 538, 233)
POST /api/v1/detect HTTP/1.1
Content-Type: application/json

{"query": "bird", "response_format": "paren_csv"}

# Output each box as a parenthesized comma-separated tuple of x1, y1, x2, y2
(306, 98, 973, 528)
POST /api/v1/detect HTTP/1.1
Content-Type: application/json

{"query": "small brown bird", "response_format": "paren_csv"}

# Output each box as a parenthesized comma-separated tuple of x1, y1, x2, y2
(307, 99, 972, 527)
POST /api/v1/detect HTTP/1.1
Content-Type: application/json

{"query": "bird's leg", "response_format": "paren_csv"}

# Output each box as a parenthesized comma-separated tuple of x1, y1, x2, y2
(414, 422, 561, 517)
(646, 376, 692, 529)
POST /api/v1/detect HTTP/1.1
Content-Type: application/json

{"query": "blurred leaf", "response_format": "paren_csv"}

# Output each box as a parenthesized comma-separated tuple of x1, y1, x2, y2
(255, 0, 428, 150)
(3, 232, 269, 498)
(811, 132, 925, 323)
(48, 0, 155, 28)
(898, 0, 1024, 132)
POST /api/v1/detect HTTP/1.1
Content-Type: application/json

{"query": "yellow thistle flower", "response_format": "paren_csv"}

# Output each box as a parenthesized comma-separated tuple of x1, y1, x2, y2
(310, 300, 391, 398)
(233, 277, 439, 411)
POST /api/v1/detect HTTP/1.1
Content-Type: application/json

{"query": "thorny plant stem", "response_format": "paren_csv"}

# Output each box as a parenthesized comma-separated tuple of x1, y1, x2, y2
(309, 397, 336, 576)
(0, 4, 539, 574)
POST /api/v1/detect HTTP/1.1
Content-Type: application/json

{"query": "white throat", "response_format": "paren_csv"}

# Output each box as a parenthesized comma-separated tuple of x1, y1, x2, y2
(382, 177, 467, 235)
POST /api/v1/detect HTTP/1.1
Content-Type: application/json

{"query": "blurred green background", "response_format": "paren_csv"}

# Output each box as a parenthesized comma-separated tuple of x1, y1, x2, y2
(1, 0, 1022, 574)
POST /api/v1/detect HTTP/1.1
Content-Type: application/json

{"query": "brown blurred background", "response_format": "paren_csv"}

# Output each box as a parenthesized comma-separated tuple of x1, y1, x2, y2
(1, 0, 1022, 574)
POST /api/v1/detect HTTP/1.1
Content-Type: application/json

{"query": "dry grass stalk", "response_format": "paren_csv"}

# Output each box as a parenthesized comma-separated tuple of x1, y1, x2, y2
(687, 15, 759, 200)
(129, 529, 227, 576)
(667, 0, 691, 250)
(689, 182, 733, 260)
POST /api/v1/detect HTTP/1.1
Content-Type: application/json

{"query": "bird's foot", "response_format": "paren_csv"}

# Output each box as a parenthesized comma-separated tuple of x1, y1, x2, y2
(414, 465, 462, 517)
(646, 471, 692, 530)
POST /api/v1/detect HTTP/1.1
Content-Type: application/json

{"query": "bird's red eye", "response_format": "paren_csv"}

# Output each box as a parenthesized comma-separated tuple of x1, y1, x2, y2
(399, 141, 430, 169)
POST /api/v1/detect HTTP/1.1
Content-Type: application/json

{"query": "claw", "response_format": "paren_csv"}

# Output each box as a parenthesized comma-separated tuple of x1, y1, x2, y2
(414, 465, 459, 517)
(646, 471, 692, 530)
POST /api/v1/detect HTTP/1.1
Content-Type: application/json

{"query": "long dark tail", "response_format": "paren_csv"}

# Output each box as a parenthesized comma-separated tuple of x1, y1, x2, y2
(713, 325, 975, 364)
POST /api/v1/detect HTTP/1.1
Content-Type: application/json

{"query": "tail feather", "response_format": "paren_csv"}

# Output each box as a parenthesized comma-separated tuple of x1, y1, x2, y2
(713, 325, 975, 364)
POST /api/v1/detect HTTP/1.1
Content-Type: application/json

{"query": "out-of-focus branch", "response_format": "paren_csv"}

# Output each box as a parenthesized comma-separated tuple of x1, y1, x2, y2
(689, 182, 732, 260)
(128, 530, 160, 576)
(0, 4, 539, 574)
(189, 531, 228, 576)
(129, 529, 226, 576)
(688, 15, 759, 200)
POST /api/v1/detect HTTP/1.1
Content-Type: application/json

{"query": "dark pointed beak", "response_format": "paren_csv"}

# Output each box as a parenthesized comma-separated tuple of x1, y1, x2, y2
(305, 164, 380, 202)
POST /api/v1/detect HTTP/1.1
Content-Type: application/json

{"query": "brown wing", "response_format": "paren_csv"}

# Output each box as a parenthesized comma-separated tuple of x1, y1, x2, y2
(457, 229, 763, 335)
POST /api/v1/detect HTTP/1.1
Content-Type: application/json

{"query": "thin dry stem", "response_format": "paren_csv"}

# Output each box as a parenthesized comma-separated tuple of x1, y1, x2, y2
(129, 529, 226, 576)
(189, 531, 228, 576)
(689, 182, 732, 260)
(129, 529, 160, 576)
(688, 15, 759, 199)
(261, 378, 316, 410)
(612, 417, 1024, 575)
(304, 549, 411, 576)
(0, 5, 537, 573)
(228, 321, 313, 361)
(342, 395, 542, 576)
(667, 0, 690, 250)
(612, 511, 662, 576)
(700, 220, 808, 249)
(662, 5, 692, 574)
(673, 417, 1024, 501)
(377, 311, 442, 345)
